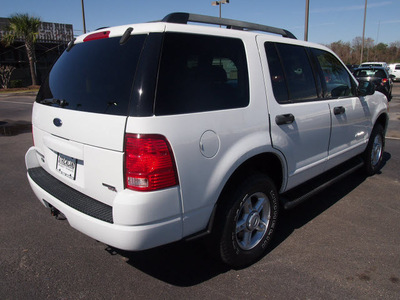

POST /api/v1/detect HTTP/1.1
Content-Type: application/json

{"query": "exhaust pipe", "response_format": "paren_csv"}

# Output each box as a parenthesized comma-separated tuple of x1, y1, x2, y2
(50, 206, 66, 220)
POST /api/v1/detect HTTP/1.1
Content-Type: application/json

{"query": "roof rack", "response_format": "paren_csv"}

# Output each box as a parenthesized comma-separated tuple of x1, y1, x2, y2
(161, 12, 296, 39)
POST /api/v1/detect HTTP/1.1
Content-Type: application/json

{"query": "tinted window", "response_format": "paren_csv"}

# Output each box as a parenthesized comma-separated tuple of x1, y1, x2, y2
(312, 49, 356, 98)
(37, 35, 147, 115)
(353, 69, 387, 78)
(265, 43, 288, 103)
(265, 42, 318, 103)
(155, 33, 249, 115)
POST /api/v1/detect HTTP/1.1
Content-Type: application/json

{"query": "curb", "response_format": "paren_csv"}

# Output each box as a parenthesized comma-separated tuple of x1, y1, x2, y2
(0, 91, 38, 98)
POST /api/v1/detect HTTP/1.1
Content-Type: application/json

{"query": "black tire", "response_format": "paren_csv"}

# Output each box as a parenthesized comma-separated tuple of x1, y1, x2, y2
(215, 174, 279, 268)
(363, 124, 385, 176)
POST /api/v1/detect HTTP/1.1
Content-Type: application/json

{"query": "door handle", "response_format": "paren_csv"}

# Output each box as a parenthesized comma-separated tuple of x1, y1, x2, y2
(334, 106, 345, 115)
(276, 114, 295, 125)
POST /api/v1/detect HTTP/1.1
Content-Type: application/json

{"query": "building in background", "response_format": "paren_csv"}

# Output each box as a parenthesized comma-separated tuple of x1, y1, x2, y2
(0, 18, 73, 87)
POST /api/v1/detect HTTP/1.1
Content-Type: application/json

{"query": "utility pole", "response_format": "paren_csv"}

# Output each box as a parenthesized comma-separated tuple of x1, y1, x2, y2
(81, 0, 87, 34)
(360, 0, 367, 64)
(304, 0, 310, 41)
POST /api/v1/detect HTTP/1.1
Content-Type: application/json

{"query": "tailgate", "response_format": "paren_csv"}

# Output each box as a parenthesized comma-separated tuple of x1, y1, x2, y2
(31, 103, 126, 206)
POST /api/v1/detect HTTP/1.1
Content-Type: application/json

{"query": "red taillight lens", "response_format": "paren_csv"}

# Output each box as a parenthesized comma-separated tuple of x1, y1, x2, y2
(83, 31, 110, 42)
(124, 134, 178, 191)
(381, 78, 388, 86)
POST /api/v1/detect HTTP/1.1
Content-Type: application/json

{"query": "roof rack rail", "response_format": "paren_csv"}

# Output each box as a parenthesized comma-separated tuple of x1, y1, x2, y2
(162, 12, 296, 39)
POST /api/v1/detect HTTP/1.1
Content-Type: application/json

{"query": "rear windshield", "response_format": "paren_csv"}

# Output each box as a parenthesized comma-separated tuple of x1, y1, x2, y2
(37, 35, 147, 116)
(354, 69, 387, 78)
(361, 64, 383, 67)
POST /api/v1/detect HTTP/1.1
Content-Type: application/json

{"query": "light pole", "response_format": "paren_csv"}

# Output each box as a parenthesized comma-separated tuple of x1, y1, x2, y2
(81, 0, 87, 34)
(211, 0, 230, 19)
(360, 0, 367, 64)
(304, 0, 310, 41)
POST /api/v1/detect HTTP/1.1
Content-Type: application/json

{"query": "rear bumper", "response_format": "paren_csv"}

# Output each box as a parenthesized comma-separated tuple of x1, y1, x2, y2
(25, 147, 183, 251)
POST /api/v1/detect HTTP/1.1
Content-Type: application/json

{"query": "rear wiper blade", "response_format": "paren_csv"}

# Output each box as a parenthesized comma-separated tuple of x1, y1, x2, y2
(39, 98, 69, 107)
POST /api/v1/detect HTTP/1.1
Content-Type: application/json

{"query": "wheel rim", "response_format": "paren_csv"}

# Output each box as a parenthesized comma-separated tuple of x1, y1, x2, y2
(235, 192, 271, 250)
(371, 134, 383, 167)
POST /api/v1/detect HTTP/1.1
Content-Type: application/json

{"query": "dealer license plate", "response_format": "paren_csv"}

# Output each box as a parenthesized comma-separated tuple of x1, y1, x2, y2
(56, 153, 77, 180)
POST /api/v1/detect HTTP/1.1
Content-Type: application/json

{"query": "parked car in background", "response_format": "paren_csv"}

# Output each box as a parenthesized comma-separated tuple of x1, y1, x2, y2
(389, 63, 400, 82)
(353, 66, 394, 101)
(359, 61, 389, 71)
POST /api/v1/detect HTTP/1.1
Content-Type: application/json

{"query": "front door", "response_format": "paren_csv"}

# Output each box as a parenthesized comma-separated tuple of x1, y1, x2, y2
(310, 48, 371, 169)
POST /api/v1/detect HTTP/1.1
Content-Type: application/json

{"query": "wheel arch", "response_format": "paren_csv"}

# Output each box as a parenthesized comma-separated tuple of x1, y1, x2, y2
(185, 150, 286, 242)
(375, 112, 389, 135)
(216, 152, 285, 209)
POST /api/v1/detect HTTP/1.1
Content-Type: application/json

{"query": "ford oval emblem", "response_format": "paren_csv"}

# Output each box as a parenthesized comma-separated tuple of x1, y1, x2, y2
(53, 118, 63, 127)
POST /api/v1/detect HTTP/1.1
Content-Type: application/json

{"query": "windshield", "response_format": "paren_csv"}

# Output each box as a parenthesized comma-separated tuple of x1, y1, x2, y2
(354, 69, 387, 78)
(37, 34, 147, 116)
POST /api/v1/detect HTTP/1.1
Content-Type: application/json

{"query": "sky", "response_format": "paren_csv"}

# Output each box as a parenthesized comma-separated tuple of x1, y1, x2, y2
(2, 0, 400, 45)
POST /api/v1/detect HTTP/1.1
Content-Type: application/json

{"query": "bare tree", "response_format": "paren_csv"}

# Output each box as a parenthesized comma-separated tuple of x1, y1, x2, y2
(0, 65, 16, 89)
(327, 37, 400, 65)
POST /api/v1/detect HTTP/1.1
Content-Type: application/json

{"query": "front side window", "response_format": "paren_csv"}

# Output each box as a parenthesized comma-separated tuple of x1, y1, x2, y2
(155, 33, 249, 115)
(312, 49, 356, 98)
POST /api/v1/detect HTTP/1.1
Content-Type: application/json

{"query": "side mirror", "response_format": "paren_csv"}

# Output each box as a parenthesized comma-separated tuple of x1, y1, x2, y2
(389, 74, 395, 79)
(357, 81, 375, 96)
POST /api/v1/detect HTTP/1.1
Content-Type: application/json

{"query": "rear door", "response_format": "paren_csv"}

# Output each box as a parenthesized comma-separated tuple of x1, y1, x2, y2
(258, 39, 331, 190)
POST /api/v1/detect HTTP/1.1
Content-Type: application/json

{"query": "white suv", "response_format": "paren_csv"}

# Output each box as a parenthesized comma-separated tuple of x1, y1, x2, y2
(25, 13, 388, 268)
(359, 61, 389, 71)
(389, 63, 400, 81)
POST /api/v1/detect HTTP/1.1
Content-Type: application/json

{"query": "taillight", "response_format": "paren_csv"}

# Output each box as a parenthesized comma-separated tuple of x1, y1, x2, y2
(381, 78, 388, 86)
(83, 31, 110, 42)
(124, 134, 178, 191)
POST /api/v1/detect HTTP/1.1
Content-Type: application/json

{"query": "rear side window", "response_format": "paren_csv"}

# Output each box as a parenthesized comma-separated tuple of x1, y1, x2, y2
(155, 33, 249, 115)
(265, 42, 318, 103)
(312, 48, 356, 98)
(37, 35, 147, 116)
(264, 43, 288, 103)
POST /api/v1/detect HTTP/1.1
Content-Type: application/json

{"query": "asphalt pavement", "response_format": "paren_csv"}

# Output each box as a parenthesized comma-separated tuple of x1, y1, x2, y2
(0, 85, 399, 299)
(387, 83, 400, 139)
(0, 90, 36, 135)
